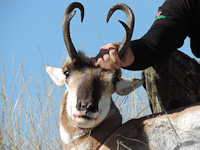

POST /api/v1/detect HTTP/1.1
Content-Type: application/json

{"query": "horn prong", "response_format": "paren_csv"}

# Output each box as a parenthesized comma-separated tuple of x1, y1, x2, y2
(106, 3, 134, 58)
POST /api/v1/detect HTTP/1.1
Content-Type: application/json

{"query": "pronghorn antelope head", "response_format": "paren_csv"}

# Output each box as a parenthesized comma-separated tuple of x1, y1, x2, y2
(46, 2, 142, 129)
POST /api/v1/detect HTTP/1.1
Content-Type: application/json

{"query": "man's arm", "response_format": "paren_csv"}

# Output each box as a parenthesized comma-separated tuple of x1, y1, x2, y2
(126, 24, 185, 70)
(91, 24, 185, 70)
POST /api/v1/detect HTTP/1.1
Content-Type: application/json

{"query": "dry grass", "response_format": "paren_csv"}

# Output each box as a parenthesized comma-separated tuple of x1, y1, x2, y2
(0, 49, 64, 149)
(0, 49, 150, 150)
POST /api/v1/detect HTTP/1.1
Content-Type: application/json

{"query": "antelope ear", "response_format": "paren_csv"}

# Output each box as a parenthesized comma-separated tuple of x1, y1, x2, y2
(46, 64, 66, 87)
(115, 78, 144, 96)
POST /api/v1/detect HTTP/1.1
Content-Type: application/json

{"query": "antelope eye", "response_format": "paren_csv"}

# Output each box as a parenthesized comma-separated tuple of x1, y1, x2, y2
(64, 70, 70, 78)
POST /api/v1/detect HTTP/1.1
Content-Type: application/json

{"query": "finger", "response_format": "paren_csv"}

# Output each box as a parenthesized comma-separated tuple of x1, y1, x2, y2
(94, 48, 109, 63)
(96, 57, 115, 70)
(97, 58, 111, 70)
(92, 49, 109, 67)
(103, 54, 121, 70)
(109, 49, 121, 65)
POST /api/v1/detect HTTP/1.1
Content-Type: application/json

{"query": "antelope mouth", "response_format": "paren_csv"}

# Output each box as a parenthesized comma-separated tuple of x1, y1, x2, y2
(72, 112, 100, 128)
(73, 113, 98, 120)
(72, 112, 99, 128)
(73, 114, 98, 121)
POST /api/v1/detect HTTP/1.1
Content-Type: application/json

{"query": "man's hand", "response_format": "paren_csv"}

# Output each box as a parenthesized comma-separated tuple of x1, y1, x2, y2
(91, 43, 135, 70)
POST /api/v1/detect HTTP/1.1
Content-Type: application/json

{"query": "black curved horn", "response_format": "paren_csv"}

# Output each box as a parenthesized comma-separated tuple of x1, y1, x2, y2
(106, 3, 134, 58)
(62, 2, 84, 59)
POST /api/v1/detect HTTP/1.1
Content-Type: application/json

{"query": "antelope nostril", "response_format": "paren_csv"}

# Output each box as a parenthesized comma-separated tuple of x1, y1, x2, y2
(77, 101, 97, 112)
(79, 102, 87, 110)
(86, 104, 96, 112)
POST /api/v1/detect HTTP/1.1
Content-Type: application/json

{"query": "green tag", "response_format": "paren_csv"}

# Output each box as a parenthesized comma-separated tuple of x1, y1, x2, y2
(155, 15, 166, 20)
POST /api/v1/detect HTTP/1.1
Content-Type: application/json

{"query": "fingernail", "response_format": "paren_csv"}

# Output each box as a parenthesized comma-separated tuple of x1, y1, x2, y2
(95, 62, 99, 67)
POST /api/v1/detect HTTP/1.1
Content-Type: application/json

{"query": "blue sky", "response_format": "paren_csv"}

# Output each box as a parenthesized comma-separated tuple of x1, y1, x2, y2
(0, 0, 195, 75)
(0, 0, 195, 102)
(1, 1, 198, 142)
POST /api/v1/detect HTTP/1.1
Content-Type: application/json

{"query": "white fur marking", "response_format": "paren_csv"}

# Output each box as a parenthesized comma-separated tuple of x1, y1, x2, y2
(95, 93, 111, 125)
(60, 123, 90, 145)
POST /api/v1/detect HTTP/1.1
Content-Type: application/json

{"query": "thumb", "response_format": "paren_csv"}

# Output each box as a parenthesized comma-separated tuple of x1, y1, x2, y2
(119, 46, 135, 68)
